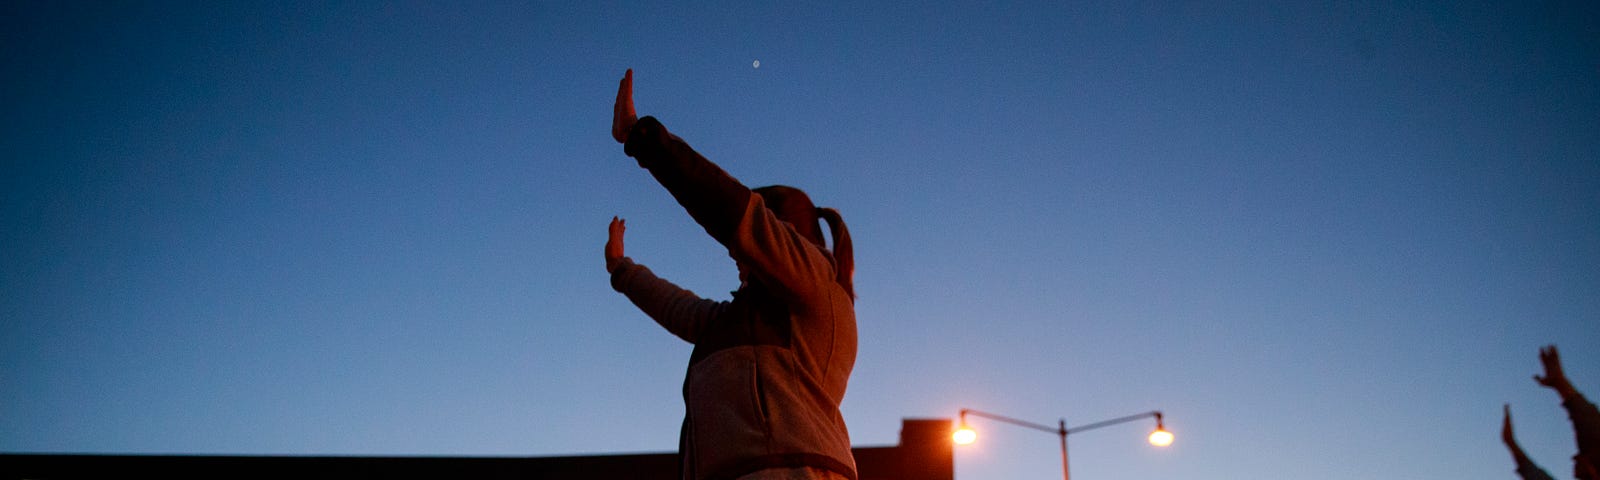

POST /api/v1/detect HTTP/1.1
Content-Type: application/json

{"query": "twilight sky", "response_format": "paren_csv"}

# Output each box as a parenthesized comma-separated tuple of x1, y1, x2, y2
(3, 2, 1597, 479)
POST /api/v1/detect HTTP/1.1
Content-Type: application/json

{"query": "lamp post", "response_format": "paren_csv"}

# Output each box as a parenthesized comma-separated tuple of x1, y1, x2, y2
(953, 408, 1171, 480)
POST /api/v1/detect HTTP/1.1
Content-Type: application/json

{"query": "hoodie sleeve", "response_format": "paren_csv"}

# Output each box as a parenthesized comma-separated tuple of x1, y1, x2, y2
(623, 116, 750, 247)
(1516, 454, 1555, 480)
(610, 257, 725, 344)
(1564, 391, 1600, 465)
(622, 116, 840, 307)
(1514, 456, 1556, 480)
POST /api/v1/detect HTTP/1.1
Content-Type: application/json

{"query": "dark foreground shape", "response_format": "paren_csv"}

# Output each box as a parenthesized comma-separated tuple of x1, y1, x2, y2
(1, 418, 952, 480)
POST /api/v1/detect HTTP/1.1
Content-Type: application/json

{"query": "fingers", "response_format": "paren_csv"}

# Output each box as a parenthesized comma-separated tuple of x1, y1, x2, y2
(612, 69, 637, 143)
(615, 70, 629, 106)
(1501, 404, 1519, 445)
(1539, 345, 1559, 364)
(605, 216, 627, 273)
(1541, 345, 1560, 363)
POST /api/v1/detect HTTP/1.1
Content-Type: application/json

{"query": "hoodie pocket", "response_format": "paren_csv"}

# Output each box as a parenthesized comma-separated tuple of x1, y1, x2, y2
(750, 360, 772, 427)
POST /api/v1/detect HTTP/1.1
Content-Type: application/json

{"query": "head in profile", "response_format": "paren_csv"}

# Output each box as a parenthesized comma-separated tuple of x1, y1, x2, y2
(747, 185, 855, 300)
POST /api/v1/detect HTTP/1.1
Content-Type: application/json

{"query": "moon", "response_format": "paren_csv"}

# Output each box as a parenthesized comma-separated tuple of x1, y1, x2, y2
(753, 60, 760, 69)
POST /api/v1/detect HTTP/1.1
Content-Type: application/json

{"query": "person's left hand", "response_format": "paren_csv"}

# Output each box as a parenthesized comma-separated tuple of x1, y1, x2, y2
(605, 216, 626, 273)
(611, 69, 637, 144)
(1501, 404, 1517, 447)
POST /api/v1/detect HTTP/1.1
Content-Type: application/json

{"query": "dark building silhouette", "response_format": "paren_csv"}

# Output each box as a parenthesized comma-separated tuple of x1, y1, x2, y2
(3, 418, 952, 480)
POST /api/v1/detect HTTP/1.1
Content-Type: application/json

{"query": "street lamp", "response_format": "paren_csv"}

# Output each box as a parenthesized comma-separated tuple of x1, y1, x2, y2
(953, 408, 1171, 480)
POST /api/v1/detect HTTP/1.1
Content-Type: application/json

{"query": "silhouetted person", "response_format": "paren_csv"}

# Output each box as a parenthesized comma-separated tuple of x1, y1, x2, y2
(1504, 345, 1600, 480)
(604, 69, 858, 480)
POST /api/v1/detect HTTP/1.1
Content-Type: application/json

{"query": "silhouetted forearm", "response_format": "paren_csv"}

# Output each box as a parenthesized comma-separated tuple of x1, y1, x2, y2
(1508, 428, 1556, 480)
(623, 116, 753, 247)
(1564, 390, 1600, 467)
(610, 257, 724, 344)
(1514, 454, 1556, 480)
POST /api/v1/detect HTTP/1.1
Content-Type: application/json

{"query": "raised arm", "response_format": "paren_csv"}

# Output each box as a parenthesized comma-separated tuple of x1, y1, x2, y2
(614, 68, 750, 248)
(610, 70, 839, 304)
(1504, 404, 1557, 480)
(1535, 345, 1600, 473)
(605, 217, 723, 343)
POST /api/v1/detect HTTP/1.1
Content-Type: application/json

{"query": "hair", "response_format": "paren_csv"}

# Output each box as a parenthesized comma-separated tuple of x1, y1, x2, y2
(752, 185, 855, 300)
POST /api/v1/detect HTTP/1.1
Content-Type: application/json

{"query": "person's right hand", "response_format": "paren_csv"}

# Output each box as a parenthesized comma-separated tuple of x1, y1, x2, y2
(611, 69, 637, 144)
(605, 216, 626, 273)
(1535, 345, 1574, 395)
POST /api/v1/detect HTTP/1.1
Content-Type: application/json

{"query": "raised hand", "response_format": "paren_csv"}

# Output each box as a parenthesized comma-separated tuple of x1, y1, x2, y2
(611, 69, 637, 144)
(605, 216, 627, 273)
(1502, 404, 1518, 447)
(1535, 345, 1576, 397)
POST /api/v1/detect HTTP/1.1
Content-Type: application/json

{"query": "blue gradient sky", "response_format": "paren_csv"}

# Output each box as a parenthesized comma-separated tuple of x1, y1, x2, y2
(3, 2, 1597, 479)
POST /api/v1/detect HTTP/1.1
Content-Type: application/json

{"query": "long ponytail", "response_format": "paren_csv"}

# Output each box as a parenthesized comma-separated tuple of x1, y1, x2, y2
(817, 207, 855, 300)
(753, 185, 856, 300)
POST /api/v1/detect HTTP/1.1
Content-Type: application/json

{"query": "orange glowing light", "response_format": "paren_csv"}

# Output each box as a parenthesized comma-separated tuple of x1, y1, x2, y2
(1148, 428, 1174, 447)
(953, 427, 978, 445)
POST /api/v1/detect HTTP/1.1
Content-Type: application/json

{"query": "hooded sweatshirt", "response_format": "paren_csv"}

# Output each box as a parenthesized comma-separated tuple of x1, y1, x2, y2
(611, 116, 858, 480)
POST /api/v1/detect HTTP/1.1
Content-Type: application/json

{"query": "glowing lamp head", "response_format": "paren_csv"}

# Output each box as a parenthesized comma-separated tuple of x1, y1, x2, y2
(1148, 428, 1174, 447)
(953, 426, 977, 445)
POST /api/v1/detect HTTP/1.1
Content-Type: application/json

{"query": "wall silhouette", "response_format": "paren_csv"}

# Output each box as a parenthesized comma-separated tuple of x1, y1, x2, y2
(2, 418, 952, 480)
